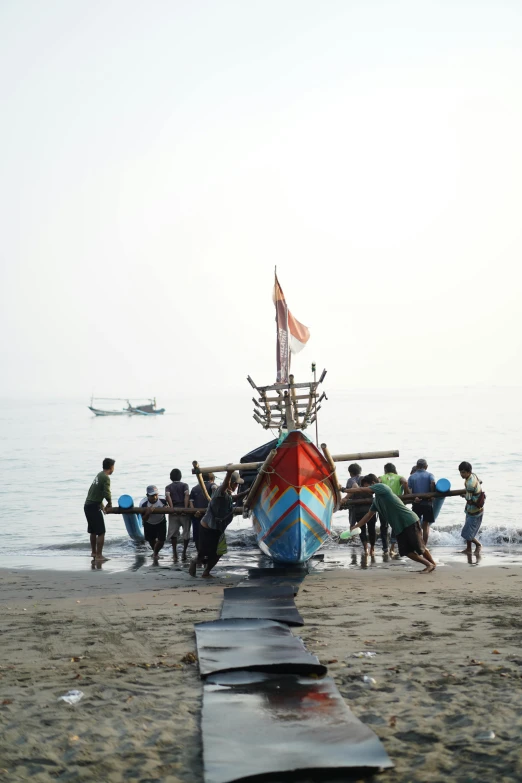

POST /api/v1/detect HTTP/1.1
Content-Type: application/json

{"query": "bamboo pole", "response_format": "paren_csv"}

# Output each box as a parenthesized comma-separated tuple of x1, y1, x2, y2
(193, 449, 400, 475)
(321, 443, 342, 493)
(192, 460, 211, 502)
(331, 450, 399, 462)
(341, 489, 465, 507)
(243, 449, 278, 510)
(289, 375, 300, 428)
(262, 393, 317, 402)
(107, 507, 244, 516)
(255, 381, 324, 392)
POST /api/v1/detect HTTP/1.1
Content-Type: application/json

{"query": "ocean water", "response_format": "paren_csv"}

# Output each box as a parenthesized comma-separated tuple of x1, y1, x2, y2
(1, 386, 521, 571)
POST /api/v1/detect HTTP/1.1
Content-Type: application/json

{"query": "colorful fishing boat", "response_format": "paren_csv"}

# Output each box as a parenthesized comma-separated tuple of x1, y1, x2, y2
(250, 430, 340, 562)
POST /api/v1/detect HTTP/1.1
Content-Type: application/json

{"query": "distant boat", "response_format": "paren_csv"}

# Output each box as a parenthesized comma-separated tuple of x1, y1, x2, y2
(88, 396, 165, 416)
(126, 398, 165, 416)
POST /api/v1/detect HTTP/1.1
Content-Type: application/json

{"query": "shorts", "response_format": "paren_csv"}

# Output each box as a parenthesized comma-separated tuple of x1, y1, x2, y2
(84, 503, 106, 536)
(198, 526, 227, 559)
(167, 514, 191, 541)
(412, 502, 435, 525)
(396, 521, 425, 557)
(461, 512, 483, 541)
(143, 519, 166, 546)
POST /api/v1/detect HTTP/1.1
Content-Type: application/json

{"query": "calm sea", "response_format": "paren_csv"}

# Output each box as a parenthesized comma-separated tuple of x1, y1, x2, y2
(1, 387, 520, 571)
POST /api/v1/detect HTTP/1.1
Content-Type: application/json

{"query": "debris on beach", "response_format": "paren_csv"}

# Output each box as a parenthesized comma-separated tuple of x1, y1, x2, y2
(58, 690, 84, 705)
(475, 730, 496, 741)
(181, 651, 198, 664)
(353, 652, 377, 658)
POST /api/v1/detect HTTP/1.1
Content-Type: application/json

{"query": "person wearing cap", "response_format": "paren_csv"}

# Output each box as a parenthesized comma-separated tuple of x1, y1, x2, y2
(188, 468, 247, 579)
(165, 469, 191, 562)
(407, 459, 436, 545)
(140, 486, 168, 560)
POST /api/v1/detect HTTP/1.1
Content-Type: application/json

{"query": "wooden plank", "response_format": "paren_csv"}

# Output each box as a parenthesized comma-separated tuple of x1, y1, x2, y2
(255, 381, 322, 392)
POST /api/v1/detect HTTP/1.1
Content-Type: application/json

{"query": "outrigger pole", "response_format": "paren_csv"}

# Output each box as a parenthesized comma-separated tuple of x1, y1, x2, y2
(191, 448, 400, 475)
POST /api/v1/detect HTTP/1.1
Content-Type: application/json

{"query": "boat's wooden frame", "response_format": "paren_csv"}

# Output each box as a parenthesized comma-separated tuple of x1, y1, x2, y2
(192, 372, 399, 564)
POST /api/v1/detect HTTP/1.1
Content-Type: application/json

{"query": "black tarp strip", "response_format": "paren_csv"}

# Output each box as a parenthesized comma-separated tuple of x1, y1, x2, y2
(220, 585, 304, 626)
(202, 671, 393, 783)
(246, 566, 308, 589)
(195, 619, 326, 678)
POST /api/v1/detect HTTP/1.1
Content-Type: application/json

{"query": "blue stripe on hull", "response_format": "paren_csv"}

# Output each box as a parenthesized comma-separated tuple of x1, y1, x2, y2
(252, 484, 334, 564)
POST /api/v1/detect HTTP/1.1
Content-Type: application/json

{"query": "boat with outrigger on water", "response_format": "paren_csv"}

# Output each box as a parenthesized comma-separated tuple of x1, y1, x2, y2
(88, 396, 165, 416)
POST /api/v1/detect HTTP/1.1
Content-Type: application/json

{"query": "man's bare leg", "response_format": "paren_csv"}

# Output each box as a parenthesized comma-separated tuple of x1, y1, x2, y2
(422, 521, 430, 545)
(202, 555, 221, 578)
(153, 539, 164, 558)
(423, 547, 436, 566)
(90, 534, 97, 557)
(182, 538, 189, 561)
(407, 551, 435, 573)
(171, 536, 178, 562)
(95, 534, 108, 562)
(471, 537, 482, 552)
(460, 542, 473, 554)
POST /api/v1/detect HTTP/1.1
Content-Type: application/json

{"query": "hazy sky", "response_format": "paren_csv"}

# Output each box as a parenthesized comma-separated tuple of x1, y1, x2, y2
(2, 0, 521, 399)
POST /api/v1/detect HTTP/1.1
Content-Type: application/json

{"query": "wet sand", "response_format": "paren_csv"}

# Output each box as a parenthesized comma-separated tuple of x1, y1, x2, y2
(1, 558, 522, 781)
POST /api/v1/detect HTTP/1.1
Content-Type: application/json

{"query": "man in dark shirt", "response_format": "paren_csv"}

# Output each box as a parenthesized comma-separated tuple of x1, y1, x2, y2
(189, 469, 247, 578)
(165, 469, 190, 561)
(189, 473, 217, 553)
(408, 459, 436, 544)
(84, 457, 115, 562)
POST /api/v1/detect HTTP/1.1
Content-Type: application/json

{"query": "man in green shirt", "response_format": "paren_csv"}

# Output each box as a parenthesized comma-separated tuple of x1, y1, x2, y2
(84, 458, 115, 561)
(379, 463, 409, 555)
(347, 484, 436, 573)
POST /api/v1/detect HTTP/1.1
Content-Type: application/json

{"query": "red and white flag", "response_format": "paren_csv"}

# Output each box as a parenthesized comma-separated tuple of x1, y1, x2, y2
(273, 272, 310, 383)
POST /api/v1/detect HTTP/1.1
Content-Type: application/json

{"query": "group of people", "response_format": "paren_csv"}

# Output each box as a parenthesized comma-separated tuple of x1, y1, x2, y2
(83, 455, 485, 576)
(83, 459, 248, 577)
(341, 459, 485, 572)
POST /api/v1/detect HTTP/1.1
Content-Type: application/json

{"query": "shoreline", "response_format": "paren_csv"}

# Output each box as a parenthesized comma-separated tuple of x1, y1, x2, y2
(1, 541, 522, 577)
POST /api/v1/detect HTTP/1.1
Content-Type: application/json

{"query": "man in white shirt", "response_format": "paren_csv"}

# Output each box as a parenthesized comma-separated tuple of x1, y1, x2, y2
(140, 485, 168, 560)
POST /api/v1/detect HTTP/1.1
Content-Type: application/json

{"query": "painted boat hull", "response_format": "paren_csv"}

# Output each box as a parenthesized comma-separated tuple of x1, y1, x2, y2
(88, 407, 129, 416)
(250, 431, 340, 564)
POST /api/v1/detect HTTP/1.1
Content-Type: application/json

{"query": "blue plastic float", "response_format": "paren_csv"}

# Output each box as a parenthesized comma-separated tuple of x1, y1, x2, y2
(433, 478, 451, 521)
(118, 494, 145, 542)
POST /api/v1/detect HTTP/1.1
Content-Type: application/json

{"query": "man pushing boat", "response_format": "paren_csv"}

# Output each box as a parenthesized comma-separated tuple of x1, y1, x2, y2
(188, 468, 246, 579)
(344, 483, 436, 573)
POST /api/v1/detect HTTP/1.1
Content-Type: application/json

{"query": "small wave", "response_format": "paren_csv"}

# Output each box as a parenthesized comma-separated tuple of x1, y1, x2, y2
(40, 537, 132, 552)
(332, 523, 522, 547)
(226, 529, 257, 548)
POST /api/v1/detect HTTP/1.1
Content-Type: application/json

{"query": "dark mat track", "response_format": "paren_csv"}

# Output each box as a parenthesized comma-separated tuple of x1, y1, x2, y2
(202, 670, 393, 783)
(195, 618, 326, 678)
(220, 585, 304, 626)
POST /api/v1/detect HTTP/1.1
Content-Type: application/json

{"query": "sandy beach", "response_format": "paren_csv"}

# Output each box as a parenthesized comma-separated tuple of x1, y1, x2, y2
(1, 560, 522, 782)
